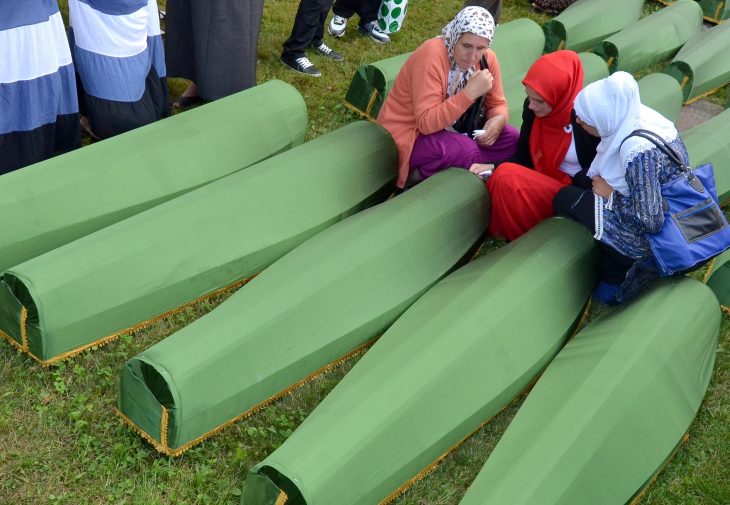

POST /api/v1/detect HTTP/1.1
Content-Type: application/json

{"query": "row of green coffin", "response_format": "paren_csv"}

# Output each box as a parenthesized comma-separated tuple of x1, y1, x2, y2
(242, 231, 721, 505)
(0, 80, 308, 273)
(0, 121, 397, 363)
(4, 102, 728, 364)
(707, 250, 730, 310)
(117, 169, 490, 454)
(656, 0, 730, 23)
(346, 0, 730, 120)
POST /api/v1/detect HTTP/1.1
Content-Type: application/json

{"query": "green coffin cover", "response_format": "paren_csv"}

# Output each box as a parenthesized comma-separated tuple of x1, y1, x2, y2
(0, 80, 307, 273)
(0, 122, 396, 364)
(592, 0, 703, 74)
(343, 18, 544, 121)
(542, 0, 644, 53)
(117, 169, 490, 455)
(637, 73, 684, 124)
(680, 108, 730, 206)
(663, 21, 730, 103)
(459, 277, 720, 505)
(344, 52, 411, 120)
(507, 52, 608, 129)
(707, 250, 730, 312)
(242, 218, 597, 505)
(699, 0, 730, 22)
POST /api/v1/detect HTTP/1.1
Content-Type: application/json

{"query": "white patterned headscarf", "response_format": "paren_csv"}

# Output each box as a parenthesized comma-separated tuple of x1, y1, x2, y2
(440, 6, 495, 97)
(574, 71, 677, 196)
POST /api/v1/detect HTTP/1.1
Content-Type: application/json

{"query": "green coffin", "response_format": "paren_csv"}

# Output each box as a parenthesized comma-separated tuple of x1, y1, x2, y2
(117, 169, 490, 455)
(344, 52, 411, 120)
(242, 218, 597, 505)
(343, 18, 544, 121)
(459, 277, 720, 505)
(663, 22, 730, 103)
(0, 122, 396, 364)
(680, 108, 730, 206)
(592, 0, 703, 74)
(707, 250, 730, 312)
(507, 52, 608, 129)
(542, 0, 644, 53)
(699, 0, 730, 23)
(637, 73, 684, 124)
(0, 80, 307, 273)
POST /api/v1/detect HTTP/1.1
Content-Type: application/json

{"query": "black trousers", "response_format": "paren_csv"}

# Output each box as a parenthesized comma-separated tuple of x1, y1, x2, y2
(332, 0, 380, 25)
(553, 186, 636, 284)
(282, 0, 334, 59)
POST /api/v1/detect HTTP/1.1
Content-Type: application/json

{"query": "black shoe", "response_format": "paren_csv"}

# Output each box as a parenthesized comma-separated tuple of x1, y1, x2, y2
(312, 42, 344, 61)
(280, 55, 321, 77)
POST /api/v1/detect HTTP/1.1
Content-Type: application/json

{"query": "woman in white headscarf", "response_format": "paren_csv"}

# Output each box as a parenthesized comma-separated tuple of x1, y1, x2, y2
(377, 6, 519, 190)
(553, 71, 688, 304)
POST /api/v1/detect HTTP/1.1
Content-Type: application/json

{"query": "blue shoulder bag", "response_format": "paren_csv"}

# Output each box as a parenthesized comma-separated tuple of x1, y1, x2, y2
(623, 129, 730, 276)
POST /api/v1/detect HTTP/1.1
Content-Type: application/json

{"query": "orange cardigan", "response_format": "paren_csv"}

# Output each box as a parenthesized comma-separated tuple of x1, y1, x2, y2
(377, 37, 509, 188)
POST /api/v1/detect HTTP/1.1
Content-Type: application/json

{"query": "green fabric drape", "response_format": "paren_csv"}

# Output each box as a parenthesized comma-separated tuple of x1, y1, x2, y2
(663, 22, 730, 103)
(118, 169, 490, 455)
(680, 109, 730, 206)
(0, 122, 396, 364)
(459, 277, 720, 505)
(699, 0, 730, 23)
(707, 250, 730, 310)
(242, 218, 597, 505)
(344, 18, 545, 121)
(542, 0, 644, 53)
(506, 52, 608, 129)
(0, 80, 308, 273)
(637, 73, 684, 124)
(592, 0, 703, 74)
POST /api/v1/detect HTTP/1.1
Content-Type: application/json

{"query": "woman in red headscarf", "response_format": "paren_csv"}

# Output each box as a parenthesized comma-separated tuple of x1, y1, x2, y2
(470, 50, 599, 241)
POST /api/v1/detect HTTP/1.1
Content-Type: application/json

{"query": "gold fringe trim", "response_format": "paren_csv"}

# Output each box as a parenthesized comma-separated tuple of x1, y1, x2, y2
(275, 490, 288, 505)
(378, 373, 542, 505)
(119, 336, 380, 457)
(20, 307, 28, 351)
(0, 329, 25, 354)
(606, 56, 615, 69)
(366, 89, 380, 116)
(628, 431, 691, 505)
(13, 274, 256, 366)
(683, 84, 728, 105)
(557, 40, 565, 51)
(715, 3, 725, 22)
(343, 100, 376, 123)
(722, 305, 729, 316)
(679, 75, 690, 90)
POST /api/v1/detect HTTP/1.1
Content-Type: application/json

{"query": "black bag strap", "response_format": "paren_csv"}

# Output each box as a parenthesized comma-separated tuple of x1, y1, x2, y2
(620, 129, 688, 173)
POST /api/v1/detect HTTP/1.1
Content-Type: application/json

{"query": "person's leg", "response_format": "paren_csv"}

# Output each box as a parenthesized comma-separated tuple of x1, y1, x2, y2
(476, 123, 519, 162)
(282, 0, 332, 59)
(331, 0, 358, 18)
(410, 130, 485, 179)
(486, 163, 566, 241)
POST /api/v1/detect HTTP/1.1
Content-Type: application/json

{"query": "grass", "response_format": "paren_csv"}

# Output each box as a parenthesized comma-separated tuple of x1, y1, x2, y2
(2, 1, 729, 504)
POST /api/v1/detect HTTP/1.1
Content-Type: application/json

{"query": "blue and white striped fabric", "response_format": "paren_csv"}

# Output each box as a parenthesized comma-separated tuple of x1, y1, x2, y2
(0, 0, 78, 135)
(69, 0, 166, 102)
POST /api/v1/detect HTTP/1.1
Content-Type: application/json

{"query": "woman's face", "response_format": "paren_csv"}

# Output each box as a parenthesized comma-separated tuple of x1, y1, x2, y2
(525, 85, 552, 118)
(576, 116, 600, 137)
(453, 33, 490, 71)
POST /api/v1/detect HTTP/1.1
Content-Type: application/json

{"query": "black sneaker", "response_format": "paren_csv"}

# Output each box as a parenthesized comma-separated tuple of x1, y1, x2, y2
(357, 21, 390, 44)
(312, 42, 344, 62)
(280, 55, 321, 77)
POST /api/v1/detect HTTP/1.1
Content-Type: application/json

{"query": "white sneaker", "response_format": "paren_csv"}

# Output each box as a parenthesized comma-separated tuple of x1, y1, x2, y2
(357, 21, 391, 44)
(328, 14, 348, 37)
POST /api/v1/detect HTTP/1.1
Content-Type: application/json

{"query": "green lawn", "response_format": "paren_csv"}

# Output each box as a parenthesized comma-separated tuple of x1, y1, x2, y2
(1, 1, 728, 504)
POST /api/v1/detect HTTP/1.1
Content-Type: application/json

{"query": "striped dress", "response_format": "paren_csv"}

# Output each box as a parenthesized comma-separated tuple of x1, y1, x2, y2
(68, 0, 170, 139)
(0, 0, 80, 175)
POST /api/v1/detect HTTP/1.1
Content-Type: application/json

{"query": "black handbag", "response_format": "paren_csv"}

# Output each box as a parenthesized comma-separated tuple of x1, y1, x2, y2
(452, 55, 488, 137)
(622, 129, 730, 276)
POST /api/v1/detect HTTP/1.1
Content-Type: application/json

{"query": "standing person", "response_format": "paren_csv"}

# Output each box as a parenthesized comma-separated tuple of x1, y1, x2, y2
(463, 0, 502, 24)
(281, 0, 344, 77)
(0, 0, 80, 175)
(377, 6, 519, 190)
(471, 50, 599, 241)
(554, 72, 689, 304)
(68, 0, 170, 139)
(165, 0, 265, 106)
(328, 0, 391, 44)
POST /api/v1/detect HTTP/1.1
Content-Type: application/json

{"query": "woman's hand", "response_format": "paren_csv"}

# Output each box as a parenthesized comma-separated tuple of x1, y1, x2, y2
(475, 115, 506, 146)
(469, 163, 494, 174)
(464, 69, 493, 100)
(592, 176, 614, 199)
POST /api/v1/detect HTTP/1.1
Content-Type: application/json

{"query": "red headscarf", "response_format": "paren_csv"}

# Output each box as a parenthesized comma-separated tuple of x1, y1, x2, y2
(522, 50, 584, 184)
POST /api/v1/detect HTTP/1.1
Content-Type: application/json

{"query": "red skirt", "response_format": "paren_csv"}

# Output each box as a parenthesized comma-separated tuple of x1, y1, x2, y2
(486, 163, 568, 241)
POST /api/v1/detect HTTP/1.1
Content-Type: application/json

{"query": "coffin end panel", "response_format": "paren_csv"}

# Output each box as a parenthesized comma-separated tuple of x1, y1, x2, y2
(592, 41, 619, 74)
(542, 19, 567, 54)
(0, 273, 44, 362)
(243, 468, 301, 505)
(663, 61, 694, 102)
